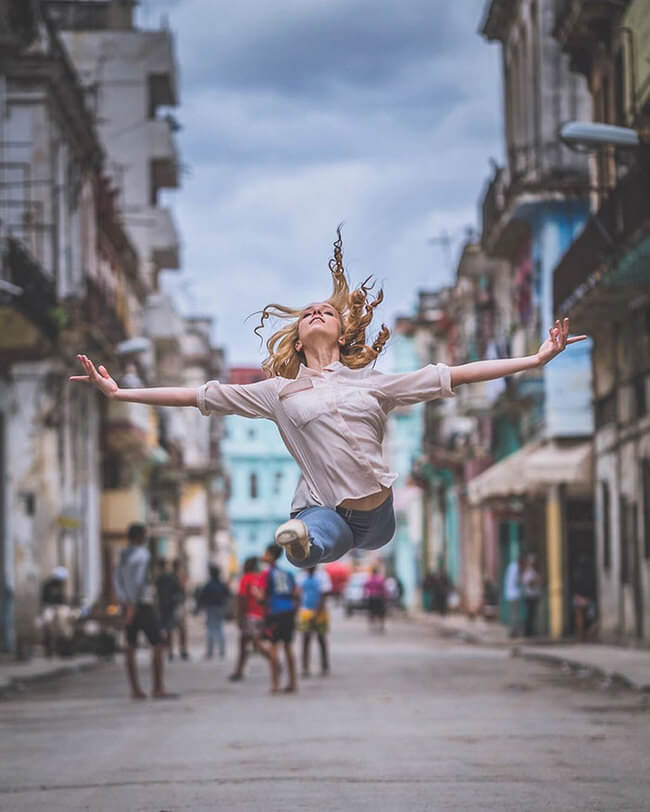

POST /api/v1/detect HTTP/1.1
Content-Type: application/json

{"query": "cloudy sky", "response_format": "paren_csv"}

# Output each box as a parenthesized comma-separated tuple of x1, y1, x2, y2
(137, 0, 503, 366)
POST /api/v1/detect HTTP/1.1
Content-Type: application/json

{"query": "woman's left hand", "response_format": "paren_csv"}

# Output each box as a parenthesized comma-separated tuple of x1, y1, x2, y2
(536, 318, 587, 366)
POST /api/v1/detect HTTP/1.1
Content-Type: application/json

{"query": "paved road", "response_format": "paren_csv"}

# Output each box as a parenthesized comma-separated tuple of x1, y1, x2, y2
(0, 612, 648, 811)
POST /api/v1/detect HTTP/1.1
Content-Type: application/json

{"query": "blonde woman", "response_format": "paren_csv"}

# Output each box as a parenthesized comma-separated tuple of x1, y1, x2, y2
(71, 229, 586, 568)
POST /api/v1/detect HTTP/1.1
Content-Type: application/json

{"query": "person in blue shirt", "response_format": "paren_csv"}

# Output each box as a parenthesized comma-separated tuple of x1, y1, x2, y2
(262, 543, 299, 694)
(298, 567, 331, 677)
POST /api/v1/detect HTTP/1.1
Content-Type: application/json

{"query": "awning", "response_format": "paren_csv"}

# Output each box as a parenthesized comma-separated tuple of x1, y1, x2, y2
(467, 440, 593, 505)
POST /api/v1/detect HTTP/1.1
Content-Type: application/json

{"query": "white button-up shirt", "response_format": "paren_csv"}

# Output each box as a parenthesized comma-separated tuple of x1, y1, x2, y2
(197, 361, 454, 512)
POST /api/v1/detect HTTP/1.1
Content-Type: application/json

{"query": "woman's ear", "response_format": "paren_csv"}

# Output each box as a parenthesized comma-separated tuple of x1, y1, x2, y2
(337, 336, 345, 346)
(295, 341, 303, 352)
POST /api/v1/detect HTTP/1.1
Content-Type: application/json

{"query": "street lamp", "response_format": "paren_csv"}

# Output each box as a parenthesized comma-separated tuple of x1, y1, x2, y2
(559, 121, 647, 151)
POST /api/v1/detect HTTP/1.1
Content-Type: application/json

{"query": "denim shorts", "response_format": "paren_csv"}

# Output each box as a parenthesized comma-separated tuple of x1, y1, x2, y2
(289, 493, 396, 568)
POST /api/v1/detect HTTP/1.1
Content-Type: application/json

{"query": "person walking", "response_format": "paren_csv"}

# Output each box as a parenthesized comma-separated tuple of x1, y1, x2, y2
(521, 555, 542, 638)
(155, 559, 182, 661)
(364, 566, 388, 633)
(114, 523, 175, 700)
(229, 556, 270, 682)
(261, 543, 299, 694)
(196, 565, 231, 659)
(169, 558, 189, 661)
(72, 229, 586, 570)
(298, 566, 331, 677)
(504, 554, 524, 638)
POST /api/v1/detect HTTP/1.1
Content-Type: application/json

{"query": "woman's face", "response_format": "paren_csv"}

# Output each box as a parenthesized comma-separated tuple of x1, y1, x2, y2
(297, 302, 342, 348)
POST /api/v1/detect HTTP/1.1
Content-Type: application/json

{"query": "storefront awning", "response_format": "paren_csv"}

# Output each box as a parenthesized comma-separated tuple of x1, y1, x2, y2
(467, 440, 593, 505)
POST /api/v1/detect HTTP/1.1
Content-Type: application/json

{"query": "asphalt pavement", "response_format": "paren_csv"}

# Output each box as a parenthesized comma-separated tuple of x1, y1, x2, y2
(0, 610, 648, 811)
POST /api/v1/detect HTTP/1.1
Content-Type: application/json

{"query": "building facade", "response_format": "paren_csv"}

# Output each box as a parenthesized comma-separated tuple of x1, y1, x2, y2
(553, 0, 650, 643)
(0, 2, 146, 652)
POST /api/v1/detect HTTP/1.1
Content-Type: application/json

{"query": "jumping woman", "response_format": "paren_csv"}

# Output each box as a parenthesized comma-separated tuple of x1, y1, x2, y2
(71, 229, 586, 568)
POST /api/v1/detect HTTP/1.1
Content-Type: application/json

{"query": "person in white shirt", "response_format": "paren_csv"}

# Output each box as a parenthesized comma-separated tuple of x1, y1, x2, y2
(71, 229, 586, 568)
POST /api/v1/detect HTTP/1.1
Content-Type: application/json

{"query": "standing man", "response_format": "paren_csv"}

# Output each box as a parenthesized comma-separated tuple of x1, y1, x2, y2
(170, 559, 189, 661)
(196, 565, 231, 659)
(298, 566, 331, 677)
(114, 523, 174, 699)
(504, 553, 524, 638)
(261, 543, 298, 694)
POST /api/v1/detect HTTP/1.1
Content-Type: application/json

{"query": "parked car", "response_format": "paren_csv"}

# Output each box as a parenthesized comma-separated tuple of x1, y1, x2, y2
(343, 572, 369, 616)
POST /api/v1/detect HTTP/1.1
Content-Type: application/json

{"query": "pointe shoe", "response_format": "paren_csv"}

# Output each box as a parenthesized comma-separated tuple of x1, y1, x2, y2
(274, 518, 311, 561)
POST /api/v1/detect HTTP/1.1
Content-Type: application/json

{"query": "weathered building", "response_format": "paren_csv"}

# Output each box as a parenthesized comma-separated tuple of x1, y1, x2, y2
(460, 0, 596, 638)
(553, 0, 650, 643)
(0, 2, 145, 652)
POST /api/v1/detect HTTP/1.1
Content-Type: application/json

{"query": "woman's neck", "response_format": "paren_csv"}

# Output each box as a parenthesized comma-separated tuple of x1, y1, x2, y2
(303, 344, 341, 371)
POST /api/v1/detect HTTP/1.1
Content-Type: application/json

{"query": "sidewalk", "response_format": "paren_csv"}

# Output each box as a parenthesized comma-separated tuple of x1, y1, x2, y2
(0, 654, 104, 697)
(413, 611, 650, 692)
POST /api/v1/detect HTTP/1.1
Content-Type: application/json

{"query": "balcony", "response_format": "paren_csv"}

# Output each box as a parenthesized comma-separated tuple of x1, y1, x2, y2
(554, 0, 623, 76)
(151, 206, 180, 271)
(553, 164, 650, 326)
(84, 275, 128, 348)
(146, 31, 179, 109)
(481, 144, 589, 257)
(0, 237, 60, 357)
(101, 486, 147, 537)
(149, 119, 179, 193)
(104, 399, 156, 456)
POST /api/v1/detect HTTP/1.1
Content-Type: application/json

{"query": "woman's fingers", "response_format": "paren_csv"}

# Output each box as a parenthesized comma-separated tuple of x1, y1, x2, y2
(566, 335, 588, 345)
(98, 365, 111, 379)
(69, 375, 90, 382)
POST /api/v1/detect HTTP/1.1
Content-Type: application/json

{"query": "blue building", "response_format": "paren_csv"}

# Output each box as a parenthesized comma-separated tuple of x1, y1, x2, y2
(384, 319, 427, 608)
(222, 368, 301, 565)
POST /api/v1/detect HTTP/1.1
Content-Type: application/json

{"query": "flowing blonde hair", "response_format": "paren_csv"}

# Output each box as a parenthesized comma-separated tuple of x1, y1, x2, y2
(254, 227, 390, 379)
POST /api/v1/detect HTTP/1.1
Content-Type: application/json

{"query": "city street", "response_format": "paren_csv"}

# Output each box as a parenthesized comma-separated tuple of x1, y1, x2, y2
(0, 613, 648, 812)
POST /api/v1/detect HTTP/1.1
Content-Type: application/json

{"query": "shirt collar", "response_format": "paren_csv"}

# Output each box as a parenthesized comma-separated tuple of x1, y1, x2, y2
(297, 361, 344, 378)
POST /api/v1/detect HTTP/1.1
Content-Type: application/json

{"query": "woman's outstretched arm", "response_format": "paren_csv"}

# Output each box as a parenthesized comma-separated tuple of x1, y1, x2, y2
(70, 354, 197, 407)
(450, 318, 587, 388)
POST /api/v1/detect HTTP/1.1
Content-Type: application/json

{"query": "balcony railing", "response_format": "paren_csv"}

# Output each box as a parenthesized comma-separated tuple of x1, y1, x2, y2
(1, 237, 59, 341)
(553, 164, 650, 315)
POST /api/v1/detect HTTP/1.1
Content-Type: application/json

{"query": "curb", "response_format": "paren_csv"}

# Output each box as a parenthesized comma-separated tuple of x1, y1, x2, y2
(0, 657, 106, 698)
(514, 648, 650, 693)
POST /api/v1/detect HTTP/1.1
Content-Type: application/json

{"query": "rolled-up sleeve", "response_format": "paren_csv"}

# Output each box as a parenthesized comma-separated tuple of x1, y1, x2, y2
(376, 363, 455, 410)
(196, 378, 279, 420)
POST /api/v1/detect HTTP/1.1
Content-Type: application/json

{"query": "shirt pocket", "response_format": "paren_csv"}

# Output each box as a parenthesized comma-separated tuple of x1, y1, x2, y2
(280, 385, 332, 428)
(339, 387, 383, 418)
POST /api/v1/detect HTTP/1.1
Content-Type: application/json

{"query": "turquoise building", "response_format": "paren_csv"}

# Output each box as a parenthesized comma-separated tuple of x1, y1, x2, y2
(222, 368, 301, 564)
(384, 322, 426, 608)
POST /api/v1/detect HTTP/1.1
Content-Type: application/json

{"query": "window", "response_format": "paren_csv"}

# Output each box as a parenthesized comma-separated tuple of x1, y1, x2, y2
(273, 471, 284, 496)
(249, 472, 258, 499)
(601, 481, 611, 570)
(642, 461, 650, 561)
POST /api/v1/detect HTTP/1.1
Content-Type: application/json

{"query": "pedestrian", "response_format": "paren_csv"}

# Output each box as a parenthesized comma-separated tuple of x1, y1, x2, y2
(155, 559, 182, 661)
(169, 558, 189, 661)
(364, 566, 388, 633)
(114, 523, 175, 700)
(229, 556, 270, 682)
(195, 565, 231, 659)
(504, 554, 525, 638)
(572, 554, 596, 641)
(436, 565, 452, 616)
(39, 567, 74, 657)
(260, 543, 299, 694)
(297, 566, 331, 677)
(72, 230, 586, 569)
(521, 555, 542, 637)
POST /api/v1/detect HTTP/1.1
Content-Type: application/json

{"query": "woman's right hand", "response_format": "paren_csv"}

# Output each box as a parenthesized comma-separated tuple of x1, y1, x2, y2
(69, 354, 119, 399)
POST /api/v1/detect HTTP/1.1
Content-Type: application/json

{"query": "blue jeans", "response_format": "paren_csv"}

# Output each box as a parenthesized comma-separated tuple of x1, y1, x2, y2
(205, 605, 226, 657)
(288, 494, 396, 568)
